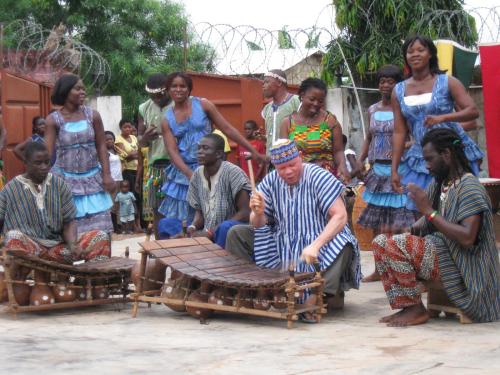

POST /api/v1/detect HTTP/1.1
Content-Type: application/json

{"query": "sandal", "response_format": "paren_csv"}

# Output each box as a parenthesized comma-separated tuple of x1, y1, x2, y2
(298, 312, 317, 324)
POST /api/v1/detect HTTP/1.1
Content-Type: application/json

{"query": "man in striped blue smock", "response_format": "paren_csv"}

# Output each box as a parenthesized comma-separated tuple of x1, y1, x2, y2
(373, 128, 500, 327)
(226, 140, 361, 314)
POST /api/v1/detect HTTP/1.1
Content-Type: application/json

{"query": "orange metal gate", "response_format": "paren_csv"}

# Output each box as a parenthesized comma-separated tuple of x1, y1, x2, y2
(1, 69, 52, 181)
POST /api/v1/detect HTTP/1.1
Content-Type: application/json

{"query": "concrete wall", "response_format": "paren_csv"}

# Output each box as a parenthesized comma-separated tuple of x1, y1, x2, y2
(88, 96, 122, 135)
(284, 54, 323, 85)
(327, 86, 490, 176)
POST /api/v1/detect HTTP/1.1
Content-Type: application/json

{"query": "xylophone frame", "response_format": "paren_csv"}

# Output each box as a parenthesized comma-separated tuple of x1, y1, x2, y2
(0, 248, 136, 317)
(131, 237, 326, 328)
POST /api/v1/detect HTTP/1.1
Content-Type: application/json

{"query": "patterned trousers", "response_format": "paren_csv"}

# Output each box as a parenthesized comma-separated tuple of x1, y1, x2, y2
(372, 233, 439, 309)
(4, 230, 111, 264)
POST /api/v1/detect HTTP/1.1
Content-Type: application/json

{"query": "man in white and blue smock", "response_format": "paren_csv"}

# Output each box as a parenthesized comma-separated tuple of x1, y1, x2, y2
(226, 139, 361, 311)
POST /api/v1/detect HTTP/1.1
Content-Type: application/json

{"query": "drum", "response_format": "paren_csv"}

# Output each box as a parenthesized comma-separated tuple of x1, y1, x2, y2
(479, 178, 500, 213)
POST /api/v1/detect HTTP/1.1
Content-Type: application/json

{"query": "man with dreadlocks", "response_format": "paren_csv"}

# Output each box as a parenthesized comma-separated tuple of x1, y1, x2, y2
(373, 128, 500, 327)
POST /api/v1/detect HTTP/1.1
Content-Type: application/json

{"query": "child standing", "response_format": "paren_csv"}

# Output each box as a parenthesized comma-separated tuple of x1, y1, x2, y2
(115, 180, 137, 234)
(106, 131, 123, 233)
(236, 120, 266, 182)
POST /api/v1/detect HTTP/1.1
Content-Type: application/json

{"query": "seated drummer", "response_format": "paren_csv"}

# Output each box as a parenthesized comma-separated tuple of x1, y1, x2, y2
(373, 128, 500, 327)
(226, 140, 361, 316)
(186, 133, 251, 247)
(0, 142, 110, 284)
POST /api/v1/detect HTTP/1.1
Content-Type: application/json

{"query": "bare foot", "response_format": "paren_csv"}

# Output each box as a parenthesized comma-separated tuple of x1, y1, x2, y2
(362, 270, 381, 282)
(379, 309, 405, 323)
(387, 303, 429, 327)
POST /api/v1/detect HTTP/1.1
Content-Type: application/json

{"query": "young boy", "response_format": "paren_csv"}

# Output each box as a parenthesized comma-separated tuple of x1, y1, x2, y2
(236, 120, 266, 182)
(115, 180, 137, 234)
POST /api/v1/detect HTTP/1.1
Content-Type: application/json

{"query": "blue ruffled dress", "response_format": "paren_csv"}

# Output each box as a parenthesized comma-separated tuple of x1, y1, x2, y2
(357, 104, 419, 230)
(158, 97, 212, 223)
(395, 74, 484, 210)
(51, 106, 113, 235)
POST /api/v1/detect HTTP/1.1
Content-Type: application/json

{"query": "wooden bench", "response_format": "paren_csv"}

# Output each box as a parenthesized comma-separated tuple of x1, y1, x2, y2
(424, 280, 472, 324)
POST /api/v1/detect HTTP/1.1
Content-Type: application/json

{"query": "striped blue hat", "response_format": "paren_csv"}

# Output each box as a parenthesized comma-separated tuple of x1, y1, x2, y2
(270, 139, 300, 165)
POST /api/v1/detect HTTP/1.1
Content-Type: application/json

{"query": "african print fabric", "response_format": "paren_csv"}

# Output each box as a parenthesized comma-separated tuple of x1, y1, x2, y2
(288, 112, 340, 174)
(4, 229, 110, 264)
(425, 174, 500, 322)
(373, 233, 439, 309)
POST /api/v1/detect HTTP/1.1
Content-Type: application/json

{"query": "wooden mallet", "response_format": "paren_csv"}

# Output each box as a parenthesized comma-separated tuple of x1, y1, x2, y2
(244, 152, 257, 192)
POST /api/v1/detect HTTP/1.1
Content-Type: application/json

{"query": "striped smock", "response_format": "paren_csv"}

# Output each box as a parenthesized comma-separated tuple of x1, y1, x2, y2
(253, 163, 361, 289)
(425, 174, 500, 322)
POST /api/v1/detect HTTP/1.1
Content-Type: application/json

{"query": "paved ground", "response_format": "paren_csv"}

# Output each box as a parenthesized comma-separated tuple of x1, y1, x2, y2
(1, 235, 499, 375)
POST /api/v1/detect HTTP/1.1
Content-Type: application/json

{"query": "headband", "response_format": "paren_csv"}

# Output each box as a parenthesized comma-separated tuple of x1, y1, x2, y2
(145, 85, 166, 94)
(270, 139, 300, 165)
(264, 72, 287, 84)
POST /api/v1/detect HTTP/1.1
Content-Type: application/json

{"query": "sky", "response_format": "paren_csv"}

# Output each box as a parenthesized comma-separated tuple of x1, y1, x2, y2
(179, 0, 500, 74)
(180, 0, 500, 34)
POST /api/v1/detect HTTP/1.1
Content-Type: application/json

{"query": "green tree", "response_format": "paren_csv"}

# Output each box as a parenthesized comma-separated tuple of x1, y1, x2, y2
(0, 0, 214, 118)
(322, 0, 478, 86)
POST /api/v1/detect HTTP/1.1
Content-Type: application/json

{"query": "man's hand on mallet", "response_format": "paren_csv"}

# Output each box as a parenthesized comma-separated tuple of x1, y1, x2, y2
(249, 191, 265, 216)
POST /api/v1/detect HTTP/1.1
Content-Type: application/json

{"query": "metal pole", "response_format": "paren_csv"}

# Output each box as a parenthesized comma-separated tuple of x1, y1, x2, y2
(183, 23, 188, 71)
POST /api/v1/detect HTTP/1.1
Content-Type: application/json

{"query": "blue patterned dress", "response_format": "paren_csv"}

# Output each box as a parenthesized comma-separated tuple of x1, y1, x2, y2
(51, 106, 113, 235)
(158, 97, 212, 223)
(395, 74, 483, 210)
(357, 103, 419, 230)
(253, 164, 361, 292)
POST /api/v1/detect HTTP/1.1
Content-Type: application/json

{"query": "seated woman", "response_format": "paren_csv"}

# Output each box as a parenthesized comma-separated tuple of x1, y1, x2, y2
(186, 134, 251, 247)
(373, 128, 500, 326)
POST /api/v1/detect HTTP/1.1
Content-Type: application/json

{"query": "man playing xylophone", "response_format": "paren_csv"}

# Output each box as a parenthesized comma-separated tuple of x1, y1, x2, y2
(226, 139, 361, 320)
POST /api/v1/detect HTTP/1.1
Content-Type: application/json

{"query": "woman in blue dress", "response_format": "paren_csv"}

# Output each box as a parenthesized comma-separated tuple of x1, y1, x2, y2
(391, 35, 483, 209)
(45, 74, 114, 235)
(159, 72, 266, 228)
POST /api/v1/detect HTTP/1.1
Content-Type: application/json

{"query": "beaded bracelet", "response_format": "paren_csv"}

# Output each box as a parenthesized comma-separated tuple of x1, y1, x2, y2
(427, 210, 438, 222)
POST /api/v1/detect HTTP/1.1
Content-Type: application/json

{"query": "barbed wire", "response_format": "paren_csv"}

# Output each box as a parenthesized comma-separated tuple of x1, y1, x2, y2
(188, 5, 500, 77)
(1, 20, 110, 89)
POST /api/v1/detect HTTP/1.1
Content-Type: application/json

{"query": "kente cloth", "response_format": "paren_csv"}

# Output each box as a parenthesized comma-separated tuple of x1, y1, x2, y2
(4, 229, 110, 264)
(253, 163, 361, 291)
(395, 74, 483, 210)
(479, 43, 500, 178)
(138, 98, 171, 165)
(159, 97, 212, 222)
(424, 174, 500, 322)
(0, 174, 76, 247)
(373, 233, 439, 309)
(288, 111, 341, 175)
(115, 134, 139, 171)
(51, 106, 112, 235)
(236, 139, 266, 181)
(261, 94, 300, 153)
(187, 161, 251, 231)
(115, 191, 136, 219)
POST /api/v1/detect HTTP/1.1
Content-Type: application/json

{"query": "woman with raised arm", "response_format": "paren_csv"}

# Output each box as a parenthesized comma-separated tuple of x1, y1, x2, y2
(159, 72, 266, 227)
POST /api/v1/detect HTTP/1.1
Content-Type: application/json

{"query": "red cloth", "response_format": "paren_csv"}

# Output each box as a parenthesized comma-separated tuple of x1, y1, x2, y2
(479, 44, 500, 178)
(236, 140, 266, 181)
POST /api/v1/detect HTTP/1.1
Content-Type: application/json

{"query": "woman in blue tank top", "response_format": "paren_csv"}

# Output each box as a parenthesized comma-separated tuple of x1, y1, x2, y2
(159, 72, 266, 229)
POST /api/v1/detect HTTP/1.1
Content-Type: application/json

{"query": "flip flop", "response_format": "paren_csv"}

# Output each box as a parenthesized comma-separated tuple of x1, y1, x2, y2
(298, 312, 317, 324)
